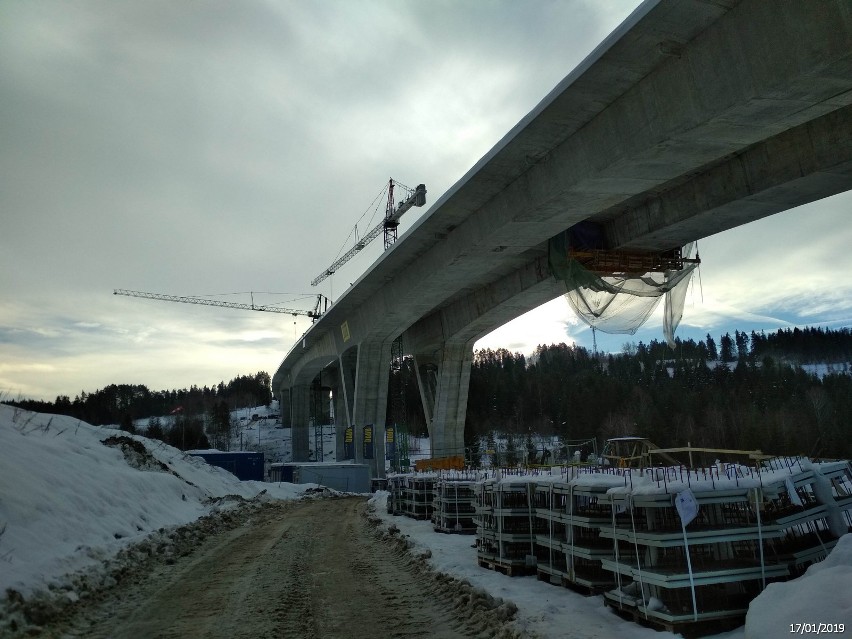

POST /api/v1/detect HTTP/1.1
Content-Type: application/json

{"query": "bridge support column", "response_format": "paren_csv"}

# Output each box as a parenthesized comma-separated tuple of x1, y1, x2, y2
(413, 357, 437, 427)
(290, 383, 310, 462)
(415, 341, 473, 459)
(331, 385, 348, 462)
(326, 358, 355, 461)
(335, 349, 356, 462)
(278, 384, 292, 429)
(350, 341, 391, 478)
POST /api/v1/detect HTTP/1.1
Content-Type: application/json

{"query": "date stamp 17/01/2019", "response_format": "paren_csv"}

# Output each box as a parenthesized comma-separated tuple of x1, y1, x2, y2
(790, 623, 846, 635)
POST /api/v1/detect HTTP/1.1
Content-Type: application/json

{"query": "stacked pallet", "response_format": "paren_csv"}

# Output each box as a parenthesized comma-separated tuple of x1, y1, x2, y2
(389, 459, 852, 635)
(386, 474, 406, 515)
(532, 479, 567, 584)
(402, 473, 437, 520)
(597, 460, 852, 634)
(535, 472, 630, 593)
(475, 475, 544, 576)
(432, 473, 481, 534)
(385, 472, 435, 519)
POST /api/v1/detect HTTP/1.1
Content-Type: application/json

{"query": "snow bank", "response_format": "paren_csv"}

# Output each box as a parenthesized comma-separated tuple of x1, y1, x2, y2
(745, 533, 852, 639)
(0, 405, 305, 596)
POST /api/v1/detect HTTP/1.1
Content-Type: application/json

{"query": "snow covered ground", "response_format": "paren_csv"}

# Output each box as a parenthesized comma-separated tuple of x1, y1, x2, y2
(745, 534, 852, 639)
(1, 403, 850, 638)
(0, 403, 306, 599)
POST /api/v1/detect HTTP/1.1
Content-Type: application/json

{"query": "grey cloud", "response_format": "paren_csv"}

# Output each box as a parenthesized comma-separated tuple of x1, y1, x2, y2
(7, 1, 849, 399)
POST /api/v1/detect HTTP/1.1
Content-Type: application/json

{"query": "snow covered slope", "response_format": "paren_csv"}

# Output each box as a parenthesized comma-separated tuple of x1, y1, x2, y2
(0, 404, 305, 596)
(745, 533, 852, 639)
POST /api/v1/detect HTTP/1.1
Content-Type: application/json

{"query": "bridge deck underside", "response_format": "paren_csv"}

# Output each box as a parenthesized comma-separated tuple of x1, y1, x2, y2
(273, 0, 852, 473)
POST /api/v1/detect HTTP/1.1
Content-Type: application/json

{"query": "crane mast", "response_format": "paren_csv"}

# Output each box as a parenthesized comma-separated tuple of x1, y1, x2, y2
(311, 179, 426, 287)
(114, 289, 328, 319)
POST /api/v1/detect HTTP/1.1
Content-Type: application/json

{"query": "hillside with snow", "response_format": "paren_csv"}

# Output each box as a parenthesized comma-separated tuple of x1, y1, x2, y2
(0, 403, 305, 599)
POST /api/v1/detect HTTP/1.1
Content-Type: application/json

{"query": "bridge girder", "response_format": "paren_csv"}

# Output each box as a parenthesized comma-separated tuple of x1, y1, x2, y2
(273, 0, 852, 470)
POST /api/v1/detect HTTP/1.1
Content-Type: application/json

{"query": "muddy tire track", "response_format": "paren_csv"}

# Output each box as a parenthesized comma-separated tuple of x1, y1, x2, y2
(23, 497, 525, 638)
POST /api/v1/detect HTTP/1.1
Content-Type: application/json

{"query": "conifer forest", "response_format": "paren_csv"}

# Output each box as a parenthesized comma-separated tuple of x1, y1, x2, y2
(460, 327, 852, 460)
(6, 327, 852, 460)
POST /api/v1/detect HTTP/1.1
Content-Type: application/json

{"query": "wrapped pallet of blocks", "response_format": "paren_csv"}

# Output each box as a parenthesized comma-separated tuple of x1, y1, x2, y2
(535, 470, 628, 593)
(597, 459, 852, 635)
(475, 473, 544, 576)
(533, 477, 568, 584)
(432, 471, 482, 534)
(403, 473, 437, 520)
(386, 474, 407, 516)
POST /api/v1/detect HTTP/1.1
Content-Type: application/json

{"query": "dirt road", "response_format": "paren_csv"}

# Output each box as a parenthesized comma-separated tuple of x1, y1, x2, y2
(36, 497, 521, 639)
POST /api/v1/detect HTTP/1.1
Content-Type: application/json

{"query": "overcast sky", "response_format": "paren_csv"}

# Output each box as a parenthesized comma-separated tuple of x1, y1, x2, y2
(3, 1, 851, 402)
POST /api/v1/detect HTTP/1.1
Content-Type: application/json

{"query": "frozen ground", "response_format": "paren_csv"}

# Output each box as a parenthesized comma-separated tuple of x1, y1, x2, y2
(1, 404, 849, 638)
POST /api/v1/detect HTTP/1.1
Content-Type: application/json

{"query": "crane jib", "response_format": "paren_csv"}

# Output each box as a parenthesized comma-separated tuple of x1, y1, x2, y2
(310, 180, 426, 287)
(113, 289, 326, 319)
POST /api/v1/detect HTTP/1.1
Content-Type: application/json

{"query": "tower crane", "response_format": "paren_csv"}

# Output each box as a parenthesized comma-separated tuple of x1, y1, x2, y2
(311, 178, 426, 287)
(114, 289, 328, 320)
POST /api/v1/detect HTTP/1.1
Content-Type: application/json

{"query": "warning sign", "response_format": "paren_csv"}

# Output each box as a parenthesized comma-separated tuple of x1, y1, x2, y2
(363, 424, 374, 459)
(385, 426, 396, 460)
(343, 426, 354, 460)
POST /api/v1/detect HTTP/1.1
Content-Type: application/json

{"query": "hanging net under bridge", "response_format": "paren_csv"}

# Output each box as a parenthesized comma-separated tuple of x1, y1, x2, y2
(548, 223, 699, 349)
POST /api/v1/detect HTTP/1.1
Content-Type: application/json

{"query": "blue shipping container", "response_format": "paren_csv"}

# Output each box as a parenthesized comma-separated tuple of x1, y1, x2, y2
(188, 451, 264, 481)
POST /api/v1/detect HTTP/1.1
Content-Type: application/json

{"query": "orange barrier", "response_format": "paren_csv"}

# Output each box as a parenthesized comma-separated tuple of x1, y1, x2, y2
(414, 455, 465, 472)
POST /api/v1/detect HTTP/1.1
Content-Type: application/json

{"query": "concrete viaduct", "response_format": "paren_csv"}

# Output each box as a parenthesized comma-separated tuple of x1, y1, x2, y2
(272, 0, 852, 476)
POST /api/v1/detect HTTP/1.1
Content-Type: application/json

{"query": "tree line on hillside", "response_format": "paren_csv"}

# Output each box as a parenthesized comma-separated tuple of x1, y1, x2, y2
(463, 327, 852, 460)
(7, 327, 852, 460)
(620, 326, 852, 365)
(140, 398, 236, 452)
(6, 372, 272, 433)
